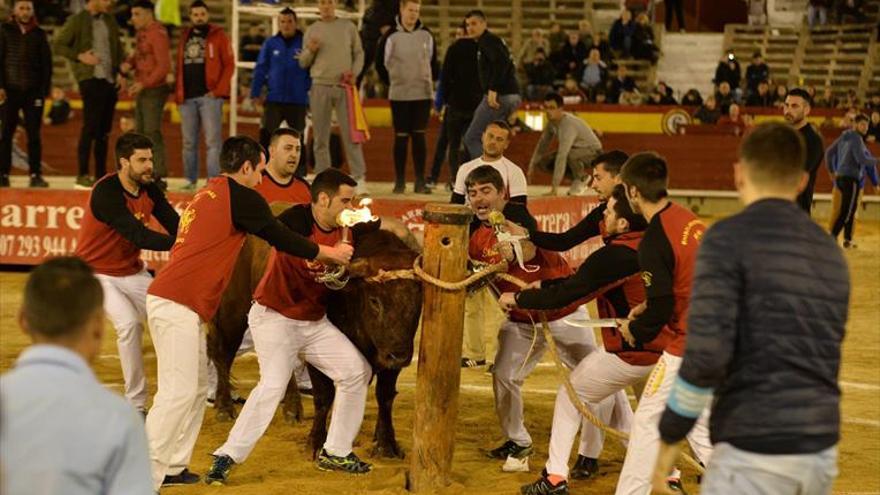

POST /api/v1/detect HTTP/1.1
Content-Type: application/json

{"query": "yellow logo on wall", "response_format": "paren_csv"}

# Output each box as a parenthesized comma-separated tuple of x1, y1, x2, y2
(661, 108, 692, 135)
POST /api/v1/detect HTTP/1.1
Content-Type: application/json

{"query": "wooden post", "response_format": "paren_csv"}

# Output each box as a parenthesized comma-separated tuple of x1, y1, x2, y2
(408, 203, 473, 492)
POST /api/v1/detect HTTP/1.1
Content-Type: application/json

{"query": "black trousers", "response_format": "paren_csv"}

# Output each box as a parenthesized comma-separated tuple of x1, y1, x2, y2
(665, 0, 686, 30)
(260, 101, 308, 177)
(428, 114, 449, 182)
(78, 78, 118, 178)
(0, 87, 44, 176)
(391, 99, 431, 186)
(831, 176, 859, 241)
(445, 106, 474, 182)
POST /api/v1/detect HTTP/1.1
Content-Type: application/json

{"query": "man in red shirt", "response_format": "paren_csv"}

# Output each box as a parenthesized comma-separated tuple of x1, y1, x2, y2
(464, 165, 618, 474)
(614, 153, 713, 495)
(144, 136, 352, 490)
(255, 127, 312, 204)
(206, 169, 377, 484)
(75, 132, 178, 414)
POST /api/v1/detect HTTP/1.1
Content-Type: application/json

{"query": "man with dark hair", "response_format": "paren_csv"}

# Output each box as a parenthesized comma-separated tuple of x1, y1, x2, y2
(144, 135, 354, 490)
(511, 185, 664, 494)
(614, 152, 713, 494)
(461, 9, 521, 161)
(175, 0, 234, 191)
(121, 0, 171, 191)
(745, 51, 769, 97)
(54, 0, 125, 189)
(256, 128, 312, 204)
(651, 122, 849, 495)
(250, 7, 310, 166)
(453, 120, 528, 204)
(206, 168, 378, 483)
(527, 93, 603, 196)
(826, 113, 878, 248)
(464, 166, 616, 475)
(784, 87, 825, 213)
(74, 132, 178, 414)
(376, 0, 438, 194)
(1, 257, 153, 494)
(0, 0, 51, 188)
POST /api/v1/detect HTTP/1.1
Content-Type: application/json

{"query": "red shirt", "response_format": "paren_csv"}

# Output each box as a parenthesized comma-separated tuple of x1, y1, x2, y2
(148, 177, 246, 321)
(254, 171, 311, 205)
(469, 224, 578, 323)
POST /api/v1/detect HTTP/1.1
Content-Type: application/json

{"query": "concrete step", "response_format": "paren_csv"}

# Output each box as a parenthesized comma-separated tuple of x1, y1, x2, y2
(657, 32, 724, 101)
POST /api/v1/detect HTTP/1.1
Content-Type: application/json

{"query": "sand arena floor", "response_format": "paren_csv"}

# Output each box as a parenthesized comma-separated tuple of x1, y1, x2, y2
(0, 219, 878, 495)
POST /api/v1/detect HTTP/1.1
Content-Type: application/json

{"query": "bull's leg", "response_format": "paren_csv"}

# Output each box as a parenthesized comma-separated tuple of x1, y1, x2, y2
(206, 326, 241, 422)
(282, 375, 304, 424)
(307, 364, 336, 459)
(372, 368, 404, 459)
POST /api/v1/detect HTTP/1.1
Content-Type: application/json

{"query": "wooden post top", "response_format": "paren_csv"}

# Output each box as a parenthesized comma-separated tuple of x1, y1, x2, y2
(423, 203, 473, 225)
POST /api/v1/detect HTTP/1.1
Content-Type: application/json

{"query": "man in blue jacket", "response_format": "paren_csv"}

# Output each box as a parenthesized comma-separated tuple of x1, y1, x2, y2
(826, 113, 878, 248)
(250, 7, 311, 176)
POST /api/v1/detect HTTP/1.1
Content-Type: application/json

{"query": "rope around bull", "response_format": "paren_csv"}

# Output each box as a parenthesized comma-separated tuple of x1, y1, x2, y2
(366, 256, 706, 474)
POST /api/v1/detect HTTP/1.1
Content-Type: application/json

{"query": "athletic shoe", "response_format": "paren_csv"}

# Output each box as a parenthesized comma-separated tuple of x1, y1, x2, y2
(29, 174, 49, 188)
(393, 184, 406, 194)
(843, 240, 857, 249)
(487, 440, 533, 460)
(414, 183, 433, 194)
(205, 455, 235, 485)
(570, 455, 598, 480)
(162, 468, 200, 486)
(316, 449, 371, 474)
(461, 357, 486, 368)
(425, 179, 437, 189)
(667, 476, 689, 494)
(0, 175, 9, 187)
(520, 471, 569, 495)
(74, 175, 95, 190)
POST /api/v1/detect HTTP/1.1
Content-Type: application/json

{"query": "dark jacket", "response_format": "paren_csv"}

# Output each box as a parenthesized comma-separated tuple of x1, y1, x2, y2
(745, 62, 769, 92)
(713, 59, 742, 89)
(0, 19, 52, 96)
(609, 19, 636, 54)
(53, 10, 124, 83)
(745, 91, 773, 107)
(475, 30, 519, 96)
(557, 40, 588, 78)
(440, 38, 482, 112)
(526, 59, 557, 86)
(250, 31, 311, 105)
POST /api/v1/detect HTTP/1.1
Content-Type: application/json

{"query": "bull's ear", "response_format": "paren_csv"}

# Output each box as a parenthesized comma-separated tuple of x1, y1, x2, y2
(347, 259, 372, 278)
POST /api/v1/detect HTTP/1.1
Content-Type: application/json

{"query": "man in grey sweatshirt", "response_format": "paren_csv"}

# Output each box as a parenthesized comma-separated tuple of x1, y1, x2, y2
(298, 0, 367, 190)
(527, 92, 603, 196)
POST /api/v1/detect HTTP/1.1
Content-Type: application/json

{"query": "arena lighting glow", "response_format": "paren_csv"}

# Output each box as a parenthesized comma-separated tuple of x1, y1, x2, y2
(337, 197, 378, 245)
(524, 110, 544, 131)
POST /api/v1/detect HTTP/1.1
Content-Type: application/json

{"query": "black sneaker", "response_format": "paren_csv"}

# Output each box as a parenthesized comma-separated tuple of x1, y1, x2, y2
(74, 175, 95, 190)
(425, 179, 437, 189)
(29, 174, 49, 188)
(316, 449, 371, 474)
(521, 471, 569, 495)
(461, 357, 486, 368)
(162, 468, 200, 486)
(205, 455, 235, 485)
(0, 175, 9, 187)
(392, 183, 406, 194)
(570, 455, 598, 480)
(487, 440, 533, 460)
(843, 240, 857, 249)
(299, 387, 314, 396)
(414, 183, 433, 194)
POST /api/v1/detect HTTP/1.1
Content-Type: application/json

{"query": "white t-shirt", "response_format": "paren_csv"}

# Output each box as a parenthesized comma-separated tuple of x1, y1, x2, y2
(453, 156, 528, 201)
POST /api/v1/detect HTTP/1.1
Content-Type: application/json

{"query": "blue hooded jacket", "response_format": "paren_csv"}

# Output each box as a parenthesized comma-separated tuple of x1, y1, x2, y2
(250, 31, 311, 105)
(826, 129, 879, 188)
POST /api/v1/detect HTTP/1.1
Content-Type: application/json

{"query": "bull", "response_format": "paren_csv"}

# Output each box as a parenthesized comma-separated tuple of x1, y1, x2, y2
(207, 209, 422, 459)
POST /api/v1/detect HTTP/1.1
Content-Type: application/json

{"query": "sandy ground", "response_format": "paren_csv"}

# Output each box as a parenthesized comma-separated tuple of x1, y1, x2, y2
(0, 219, 878, 495)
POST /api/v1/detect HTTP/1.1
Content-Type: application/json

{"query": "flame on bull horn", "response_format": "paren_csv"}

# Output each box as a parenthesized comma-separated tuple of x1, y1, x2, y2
(337, 197, 378, 228)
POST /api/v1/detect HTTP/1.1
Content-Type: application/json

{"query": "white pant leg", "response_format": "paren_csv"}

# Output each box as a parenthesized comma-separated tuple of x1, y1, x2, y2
(96, 270, 152, 409)
(546, 350, 652, 478)
(294, 360, 313, 389)
(299, 317, 372, 457)
(168, 320, 210, 473)
(215, 303, 300, 463)
(144, 295, 206, 491)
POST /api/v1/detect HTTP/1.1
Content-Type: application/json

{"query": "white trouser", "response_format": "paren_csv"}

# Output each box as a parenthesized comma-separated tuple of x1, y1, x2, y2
(145, 295, 210, 491)
(546, 349, 650, 478)
(215, 303, 372, 463)
(702, 443, 837, 495)
(96, 268, 152, 410)
(615, 352, 714, 495)
(493, 319, 622, 455)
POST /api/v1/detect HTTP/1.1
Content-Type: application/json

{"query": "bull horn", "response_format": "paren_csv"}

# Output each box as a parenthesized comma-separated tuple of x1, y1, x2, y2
(347, 259, 372, 278)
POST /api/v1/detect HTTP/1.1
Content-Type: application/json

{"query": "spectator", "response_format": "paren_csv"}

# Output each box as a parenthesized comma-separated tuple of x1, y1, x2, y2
(557, 31, 589, 79)
(808, 0, 830, 26)
(376, 0, 439, 194)
(610, 9, 636, 57)
(594, 30, 614, 62)
(745, 50, 769, 96)
(0, 257, 154, 495)
(299, 0, 369, 191)
(647, 83, 676, 105)
(594, 89, 609, 104)
(838, 89, 859, 110)
(806, 84, 817, 101)
(745, 80, 773, 107)
(715, 81, 737, 113)
(175, 0, 234, 191)
(772, 83, 788, 107)
(518, 27, 550, 66)
(548, 22, 565, 51)
(747, 0, 768, 25)
(461, 9, 521, 163)
(579, 48, 608, 97)
(718, 102, 748, 135)
(607, 64, 637, 103)
(836, 0, 867, 23)
(54, 0, 125, 189)
(657, 81, 675, 100)
(357, 0, 396, 85)
(46, 87, 72, 125)
(713, 53, 742, 93)
(865, 92, 880, 112)
(665, 0, 686, 31)
(827, 114, 878, 248)
(577, 19, 594, 49)
(0, 0, 51, 188)
(250, 8, 311, 176)
(525, 48, 556, 101)
(240, 24, 265, 63)
(679, 88, 701, 106)
(619, 88, 643, 105)
(559, 76, 588, 104)
(694, 95, 721, 124)
(122, 0, 171, 191)
(815, 86, 838, 108)
(867, 110, 880, 142)
(625, 0, 651, 16)
(632, 13, 659, 63)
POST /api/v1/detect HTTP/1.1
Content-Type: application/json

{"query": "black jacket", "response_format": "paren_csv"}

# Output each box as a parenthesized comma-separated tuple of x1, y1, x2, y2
(0, 21, 52, 95)
(475, 30, 519, 96)
(659, 199, 849, 455)
(441, 38, 482, 112)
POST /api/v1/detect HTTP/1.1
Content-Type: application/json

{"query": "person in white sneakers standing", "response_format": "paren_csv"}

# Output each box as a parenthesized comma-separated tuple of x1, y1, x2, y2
(74, 132, 179, 414)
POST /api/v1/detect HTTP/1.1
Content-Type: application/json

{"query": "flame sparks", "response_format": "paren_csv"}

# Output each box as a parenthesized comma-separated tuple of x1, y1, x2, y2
(337, 197, 378, 228)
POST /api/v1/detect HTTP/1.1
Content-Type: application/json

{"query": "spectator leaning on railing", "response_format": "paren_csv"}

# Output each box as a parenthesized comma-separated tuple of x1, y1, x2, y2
(694, 95, 721, 124)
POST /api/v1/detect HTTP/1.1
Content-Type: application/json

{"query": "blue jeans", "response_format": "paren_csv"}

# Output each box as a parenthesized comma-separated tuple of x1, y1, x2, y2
(179, 95, 223, 184)
(462, 93, 522, 160)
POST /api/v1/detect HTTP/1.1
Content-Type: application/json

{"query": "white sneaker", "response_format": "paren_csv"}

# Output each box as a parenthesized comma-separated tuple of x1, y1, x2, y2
(502, 455, 530, 472)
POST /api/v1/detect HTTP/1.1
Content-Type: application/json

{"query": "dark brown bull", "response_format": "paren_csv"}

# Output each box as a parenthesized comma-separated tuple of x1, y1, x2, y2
(207, 210, 422, 458)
